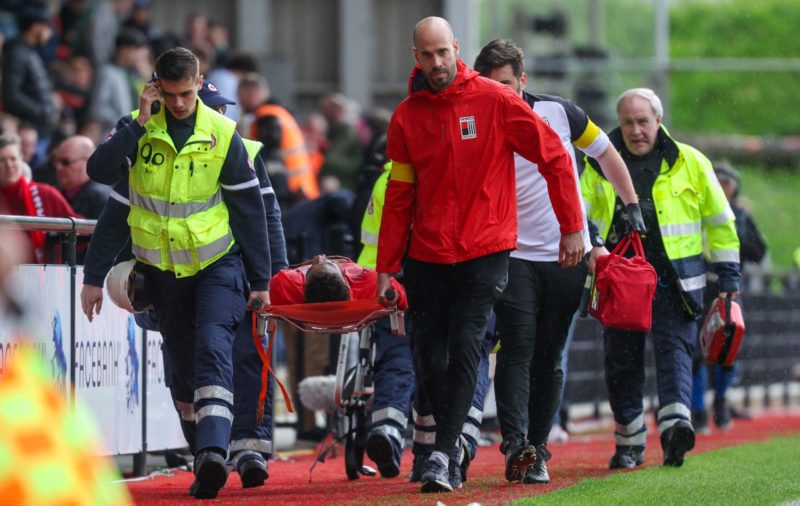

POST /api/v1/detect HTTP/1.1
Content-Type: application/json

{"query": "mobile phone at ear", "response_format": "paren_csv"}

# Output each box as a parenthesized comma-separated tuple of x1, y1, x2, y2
(149, 72, 161, 115)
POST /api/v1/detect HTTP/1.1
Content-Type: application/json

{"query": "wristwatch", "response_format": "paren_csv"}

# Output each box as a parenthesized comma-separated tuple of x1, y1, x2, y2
(591, 234, 605, 248)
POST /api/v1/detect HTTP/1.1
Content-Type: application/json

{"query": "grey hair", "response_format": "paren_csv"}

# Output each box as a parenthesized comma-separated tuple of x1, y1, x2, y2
(616, 88, 663, 119)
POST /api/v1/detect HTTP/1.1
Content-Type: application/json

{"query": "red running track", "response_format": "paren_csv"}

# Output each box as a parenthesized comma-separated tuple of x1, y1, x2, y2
(126, 408, 800, 505)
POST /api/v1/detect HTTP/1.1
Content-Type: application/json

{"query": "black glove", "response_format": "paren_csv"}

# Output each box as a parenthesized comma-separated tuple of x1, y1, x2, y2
(625, 203, 647, 234)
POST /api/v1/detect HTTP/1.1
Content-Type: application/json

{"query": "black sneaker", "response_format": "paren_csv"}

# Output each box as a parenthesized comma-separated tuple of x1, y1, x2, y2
(408, 455, 426, 483)
(192, 450, 229, 499)
(712, 397, 732, 430)
(661, 420, 695, 467)
(522, 445, 552, 484)
(502, 438, 537, 483)
(608, 445, 645, 469)
(237, 455, 268, 489)
(366, 430, 401, 478)
(420, 458, 453, 493)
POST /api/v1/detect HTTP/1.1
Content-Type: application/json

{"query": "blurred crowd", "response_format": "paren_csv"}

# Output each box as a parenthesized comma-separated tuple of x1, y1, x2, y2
(0, 0, 390, 266)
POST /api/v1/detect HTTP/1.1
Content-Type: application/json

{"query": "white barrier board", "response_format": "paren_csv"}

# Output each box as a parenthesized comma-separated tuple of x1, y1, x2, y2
(74, 268, 143, 455)
(0, 265, 73, 399)
(143, 329, 190, 451)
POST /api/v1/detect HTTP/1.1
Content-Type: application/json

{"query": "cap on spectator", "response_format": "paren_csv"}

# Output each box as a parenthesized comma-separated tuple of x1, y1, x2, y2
(133, 0, 151, 7)
(199, 80, 236, 108)
(714, 162, 740, 184)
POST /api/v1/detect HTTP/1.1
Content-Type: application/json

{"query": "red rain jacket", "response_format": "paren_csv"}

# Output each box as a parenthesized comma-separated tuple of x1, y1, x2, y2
(377, 60, 583, 272)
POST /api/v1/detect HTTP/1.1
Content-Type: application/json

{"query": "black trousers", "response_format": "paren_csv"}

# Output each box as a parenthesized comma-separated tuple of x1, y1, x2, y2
(494, 257, 587, 446)
(404, 250, 510, 459)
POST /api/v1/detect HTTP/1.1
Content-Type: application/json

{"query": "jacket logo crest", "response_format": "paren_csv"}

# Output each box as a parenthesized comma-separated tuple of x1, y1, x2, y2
(459, 116, 477, 140)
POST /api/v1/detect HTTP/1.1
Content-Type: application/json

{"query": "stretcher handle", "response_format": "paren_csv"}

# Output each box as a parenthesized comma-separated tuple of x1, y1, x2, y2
(250, 298, 267, 335)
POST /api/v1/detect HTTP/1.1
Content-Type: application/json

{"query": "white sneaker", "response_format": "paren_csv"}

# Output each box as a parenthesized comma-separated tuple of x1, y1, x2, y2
(548, 424, 569, 444)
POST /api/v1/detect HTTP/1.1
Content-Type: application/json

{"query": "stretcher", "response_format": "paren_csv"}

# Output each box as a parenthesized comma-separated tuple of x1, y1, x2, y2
(251, 296, 404, 480)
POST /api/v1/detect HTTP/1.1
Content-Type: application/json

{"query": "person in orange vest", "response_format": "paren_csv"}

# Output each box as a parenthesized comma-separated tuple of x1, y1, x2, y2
(238, 73, 319, 206)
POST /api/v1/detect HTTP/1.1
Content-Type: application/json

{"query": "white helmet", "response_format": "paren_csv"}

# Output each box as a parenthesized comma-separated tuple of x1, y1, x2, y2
(106, 259, 140, 313)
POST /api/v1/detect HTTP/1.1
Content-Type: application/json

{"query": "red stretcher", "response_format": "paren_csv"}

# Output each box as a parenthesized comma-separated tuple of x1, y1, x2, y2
(250, 298, 405, 480)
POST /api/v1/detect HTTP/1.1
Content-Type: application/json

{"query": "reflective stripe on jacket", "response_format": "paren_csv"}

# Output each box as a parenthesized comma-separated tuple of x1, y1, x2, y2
(357, 163, 391, 269)
(581, 127, 740, 313)
(128, 101, 236, 277)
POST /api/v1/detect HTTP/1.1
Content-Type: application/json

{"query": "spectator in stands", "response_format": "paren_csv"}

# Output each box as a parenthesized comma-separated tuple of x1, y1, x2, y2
(207, 50, 260, 123)
(0, 113, 20, 136)
(53, 55, 95, 130)
(319, 92, 364, 192)
(90, 28, 151, 135)
(691, 162, 767, 432)
(58, 0, 132, 65)
(301, 112, 329, 180)
(2, 2, 55, 159)
(18, 122, 44, 176)
(207, 20, 230, 66)
(0, 133, 79, 263)
(581, 88, 740, 469)
(121, 0, 160, 42)
(184, 12, 211, 57)
(54, 135, 109, 219)
(238, 72, 319, 205)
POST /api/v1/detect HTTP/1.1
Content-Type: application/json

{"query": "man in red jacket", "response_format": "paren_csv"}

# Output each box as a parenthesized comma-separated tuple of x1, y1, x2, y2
(376, 17, 584, 494)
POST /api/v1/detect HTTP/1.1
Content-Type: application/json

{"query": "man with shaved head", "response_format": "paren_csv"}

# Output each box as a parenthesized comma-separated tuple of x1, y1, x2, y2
(376, 16, 585, 493)
(55, 135, 110, 220)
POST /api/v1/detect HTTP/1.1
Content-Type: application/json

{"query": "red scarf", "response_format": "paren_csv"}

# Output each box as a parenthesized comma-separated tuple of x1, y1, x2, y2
(0, 177, 46, 262)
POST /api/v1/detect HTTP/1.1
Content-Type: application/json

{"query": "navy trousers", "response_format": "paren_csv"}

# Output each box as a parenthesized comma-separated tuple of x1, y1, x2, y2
(369, 316, 415, 461)
(604, 283, 697, 447)
(142, 252, 246, 454)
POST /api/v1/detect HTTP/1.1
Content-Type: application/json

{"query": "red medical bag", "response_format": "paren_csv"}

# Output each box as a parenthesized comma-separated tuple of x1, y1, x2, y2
(700, 294, 745, 367)
(589, 231, 657, 332)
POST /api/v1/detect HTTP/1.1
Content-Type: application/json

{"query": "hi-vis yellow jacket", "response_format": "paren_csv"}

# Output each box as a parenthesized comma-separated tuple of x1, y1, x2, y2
(357, 163, 391, 269)
(581, 127, 740, 314)
(128, 101, 236, 277)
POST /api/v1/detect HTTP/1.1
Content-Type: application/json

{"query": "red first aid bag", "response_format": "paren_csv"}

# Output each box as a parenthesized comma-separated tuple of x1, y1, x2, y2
(589, 231, 657, 332)
(700, 294, 745, 367)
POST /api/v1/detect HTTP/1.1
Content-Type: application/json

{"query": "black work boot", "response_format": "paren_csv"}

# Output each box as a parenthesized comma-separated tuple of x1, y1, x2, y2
(236, 454, 268, 488)
(365, 430, 401, 478)
(608, 445, 645, 469)
(522, 444, 552, 484)
(191, 450, 229, 499)
(661, 420, 695, 467)
(408, 454, 426, 483)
